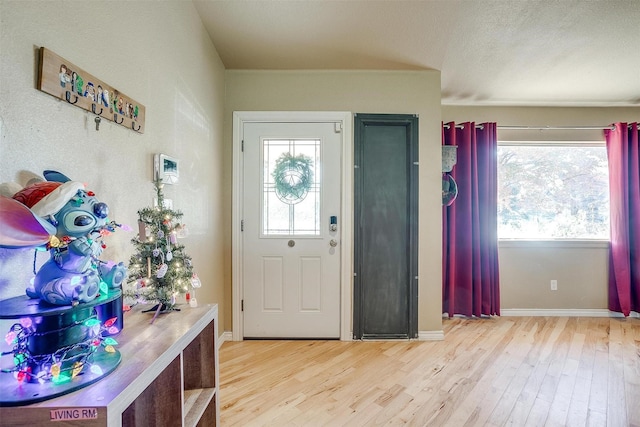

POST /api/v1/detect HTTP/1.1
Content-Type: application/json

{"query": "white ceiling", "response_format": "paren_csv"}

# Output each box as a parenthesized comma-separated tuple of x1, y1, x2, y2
(193, 0, 640, 107)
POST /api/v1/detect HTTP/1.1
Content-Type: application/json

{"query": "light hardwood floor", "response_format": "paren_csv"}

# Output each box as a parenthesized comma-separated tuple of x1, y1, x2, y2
(219, 317, 640, 426)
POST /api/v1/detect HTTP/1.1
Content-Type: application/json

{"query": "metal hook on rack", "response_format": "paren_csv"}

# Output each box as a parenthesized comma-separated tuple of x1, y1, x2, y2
(113, 114, 124, 124)
(132, 122, 141, 132)
(92, 104, 103, 116)
(65, 91, 78, 104)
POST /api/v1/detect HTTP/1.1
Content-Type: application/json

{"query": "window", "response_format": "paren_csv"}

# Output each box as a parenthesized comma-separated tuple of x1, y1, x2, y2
(497, 143, 610, 240)
(262, 138, 321, 236)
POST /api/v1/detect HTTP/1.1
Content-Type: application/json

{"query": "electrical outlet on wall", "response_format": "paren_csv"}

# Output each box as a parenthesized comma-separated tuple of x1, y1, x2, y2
(154, 197, 173, 209)
(550, 280, 558, 291)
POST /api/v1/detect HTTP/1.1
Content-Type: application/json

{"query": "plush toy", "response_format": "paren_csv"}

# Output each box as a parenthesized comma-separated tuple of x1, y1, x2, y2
(0, 171, 126, 305)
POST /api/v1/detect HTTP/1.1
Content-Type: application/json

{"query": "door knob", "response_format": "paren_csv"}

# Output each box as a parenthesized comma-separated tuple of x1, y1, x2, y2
(329, 239, 338, 247)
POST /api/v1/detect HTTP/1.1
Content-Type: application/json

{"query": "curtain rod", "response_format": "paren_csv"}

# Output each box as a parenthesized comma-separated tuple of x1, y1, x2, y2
(499, 125, 617, 130)
(443, 124, 637, 130)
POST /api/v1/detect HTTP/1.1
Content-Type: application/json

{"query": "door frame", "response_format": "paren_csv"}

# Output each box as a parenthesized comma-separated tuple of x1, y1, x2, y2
(232, 111, 353, 341)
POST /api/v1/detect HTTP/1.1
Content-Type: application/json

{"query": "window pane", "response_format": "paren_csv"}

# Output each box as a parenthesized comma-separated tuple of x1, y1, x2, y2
(262, 138, 321, 236)
(498, 144, 610, 239)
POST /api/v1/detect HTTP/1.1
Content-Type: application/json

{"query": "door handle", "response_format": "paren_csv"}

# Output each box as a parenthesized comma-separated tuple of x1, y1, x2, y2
(329, 239, 338, 247)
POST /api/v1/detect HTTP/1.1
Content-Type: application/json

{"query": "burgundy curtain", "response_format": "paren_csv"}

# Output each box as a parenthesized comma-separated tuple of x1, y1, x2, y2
(442, 122, 500, 317)
(605, 122, 640, 316)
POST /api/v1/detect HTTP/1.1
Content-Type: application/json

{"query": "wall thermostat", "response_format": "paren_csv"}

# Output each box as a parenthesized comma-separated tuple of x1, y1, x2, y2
(154, 153, 179, 184)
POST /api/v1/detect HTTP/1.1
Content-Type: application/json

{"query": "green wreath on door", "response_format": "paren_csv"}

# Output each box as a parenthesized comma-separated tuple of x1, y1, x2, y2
(272, 153, 314, 204)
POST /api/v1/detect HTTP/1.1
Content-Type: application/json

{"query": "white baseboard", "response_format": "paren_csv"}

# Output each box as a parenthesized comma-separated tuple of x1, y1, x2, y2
(221, 310, 638, 347)
(219, 331, 232, 348)
(501, 309, 640, 318)
(418, 330, 444, 341)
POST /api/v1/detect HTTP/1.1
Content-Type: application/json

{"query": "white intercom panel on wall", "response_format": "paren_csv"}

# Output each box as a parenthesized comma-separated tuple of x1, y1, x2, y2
(154, 153, 179, 184)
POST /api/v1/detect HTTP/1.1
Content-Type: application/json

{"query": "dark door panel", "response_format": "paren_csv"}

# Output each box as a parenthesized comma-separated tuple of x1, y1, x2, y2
(354, 114, 418, 339)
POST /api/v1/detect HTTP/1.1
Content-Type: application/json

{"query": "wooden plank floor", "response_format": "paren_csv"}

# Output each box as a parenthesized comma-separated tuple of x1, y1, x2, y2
(219, 317, 640, 426)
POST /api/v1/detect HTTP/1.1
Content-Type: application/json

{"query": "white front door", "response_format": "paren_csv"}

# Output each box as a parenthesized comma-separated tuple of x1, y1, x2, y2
(241, 121, 342, 338)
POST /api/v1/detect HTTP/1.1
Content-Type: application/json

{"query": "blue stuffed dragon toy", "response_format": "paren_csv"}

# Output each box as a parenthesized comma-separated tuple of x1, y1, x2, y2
(0, 171, 126, 305)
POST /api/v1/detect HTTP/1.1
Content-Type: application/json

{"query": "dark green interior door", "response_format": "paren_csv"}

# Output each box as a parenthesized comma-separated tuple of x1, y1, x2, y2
(354, 114, 418, 339)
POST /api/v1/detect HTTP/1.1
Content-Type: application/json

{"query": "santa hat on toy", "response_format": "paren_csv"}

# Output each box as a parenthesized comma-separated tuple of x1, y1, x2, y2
(12, 181, 84, 218)
(0, 168, 101, 248)
(0, 181, 84, 248)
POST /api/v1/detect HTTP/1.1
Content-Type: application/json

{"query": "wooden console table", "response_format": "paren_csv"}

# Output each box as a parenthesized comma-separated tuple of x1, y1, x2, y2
(0, 303, 219, 426)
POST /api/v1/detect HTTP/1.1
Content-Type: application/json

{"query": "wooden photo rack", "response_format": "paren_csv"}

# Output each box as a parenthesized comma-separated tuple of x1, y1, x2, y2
(37, 47, 146, 134)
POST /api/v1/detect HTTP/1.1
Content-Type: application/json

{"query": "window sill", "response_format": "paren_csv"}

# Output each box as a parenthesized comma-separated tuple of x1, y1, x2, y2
(498, 239, 609, 249)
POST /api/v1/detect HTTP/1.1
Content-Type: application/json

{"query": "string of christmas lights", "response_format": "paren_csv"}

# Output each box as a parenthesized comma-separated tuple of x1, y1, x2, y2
(2, 313, 119, 384)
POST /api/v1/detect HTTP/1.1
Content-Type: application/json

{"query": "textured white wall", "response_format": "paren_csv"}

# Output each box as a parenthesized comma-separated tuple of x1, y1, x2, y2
(0, 2, 226, 325)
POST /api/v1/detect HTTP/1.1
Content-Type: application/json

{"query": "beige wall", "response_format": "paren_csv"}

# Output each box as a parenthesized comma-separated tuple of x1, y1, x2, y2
(443, 106, 640, 311)
(224, 70, 444, 333)
(499, 242, 608, 310)
(0, 2, 227, 326)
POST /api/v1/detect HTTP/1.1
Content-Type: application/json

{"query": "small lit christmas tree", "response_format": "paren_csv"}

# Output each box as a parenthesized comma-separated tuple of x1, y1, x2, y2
(125, 179, 201, 316)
